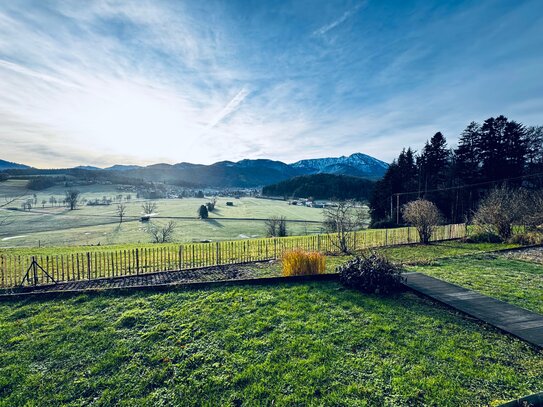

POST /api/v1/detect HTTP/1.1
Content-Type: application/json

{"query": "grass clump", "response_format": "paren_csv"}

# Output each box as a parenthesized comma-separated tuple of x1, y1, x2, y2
(281, 249, 325, 276)
(338, 250, 404, 294)
(466, 231, 503, 244)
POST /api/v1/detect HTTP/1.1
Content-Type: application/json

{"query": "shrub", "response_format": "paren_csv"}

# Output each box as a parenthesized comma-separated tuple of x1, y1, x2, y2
(465, 232, 503, 244)
(508, 231, 543, 246)
(472, 186, 526, 240)
(282, 250, 326, 277)
(337, 251, 404, 294)
(369, 218, 397, 229)
(402, 199, 442, 244)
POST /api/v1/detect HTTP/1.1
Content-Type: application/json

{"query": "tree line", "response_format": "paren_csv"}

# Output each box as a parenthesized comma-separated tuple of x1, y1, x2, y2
(262, 173, 375, 201)
(370, 115, 543, 226)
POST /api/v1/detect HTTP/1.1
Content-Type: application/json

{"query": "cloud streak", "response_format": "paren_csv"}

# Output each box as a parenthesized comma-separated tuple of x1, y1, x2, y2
(207, 87, 251, 128)
(313, 2, 365, 36)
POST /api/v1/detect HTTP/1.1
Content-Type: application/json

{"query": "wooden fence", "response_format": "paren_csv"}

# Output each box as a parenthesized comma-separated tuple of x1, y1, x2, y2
(0, 223, 466, 288)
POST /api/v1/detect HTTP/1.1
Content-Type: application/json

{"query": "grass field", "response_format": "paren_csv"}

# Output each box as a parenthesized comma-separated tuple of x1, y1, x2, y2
(1, 281, 542, 406)
(409, 253, 543, 314)
(0, 177, 329, 248)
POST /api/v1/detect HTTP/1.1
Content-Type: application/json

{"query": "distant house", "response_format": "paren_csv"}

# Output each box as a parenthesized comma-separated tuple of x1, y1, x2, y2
(140, 215, 151, 222)
(226, 201, 234, 206)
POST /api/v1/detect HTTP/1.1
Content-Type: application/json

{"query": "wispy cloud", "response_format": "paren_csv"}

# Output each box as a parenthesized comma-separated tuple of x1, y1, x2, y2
(312, 2, 365, 36)
(206, 87, 251, 128)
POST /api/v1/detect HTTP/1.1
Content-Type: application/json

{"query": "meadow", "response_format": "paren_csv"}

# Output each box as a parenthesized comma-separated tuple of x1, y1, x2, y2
(0, 179, 328, 248)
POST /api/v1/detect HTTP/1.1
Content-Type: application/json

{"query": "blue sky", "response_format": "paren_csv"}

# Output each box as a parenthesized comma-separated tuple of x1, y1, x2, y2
(1, 0, 542, 168)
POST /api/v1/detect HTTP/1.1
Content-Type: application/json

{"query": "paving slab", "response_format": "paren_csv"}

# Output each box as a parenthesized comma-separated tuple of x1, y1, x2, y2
(404, 272, 543, 348)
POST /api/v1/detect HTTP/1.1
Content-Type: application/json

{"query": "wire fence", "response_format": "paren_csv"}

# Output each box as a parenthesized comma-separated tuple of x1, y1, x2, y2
(0, 223, 466, 288)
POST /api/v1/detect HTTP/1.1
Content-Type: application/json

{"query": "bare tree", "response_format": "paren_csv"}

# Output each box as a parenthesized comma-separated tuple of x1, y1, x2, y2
(323, 200, 368, 253)
(522, 189, 543, 231)
(142, 201, 158, 215)
(402, 199, 442, 244)
(21, 199, 33, 211)
(41, 199, 47, 208)
(65, 189, 80, 210)
(265, 216, 288, 237)
(116, 202, 127, 223)
(147, 220, 177, 243)
(473, 187, 542, 239)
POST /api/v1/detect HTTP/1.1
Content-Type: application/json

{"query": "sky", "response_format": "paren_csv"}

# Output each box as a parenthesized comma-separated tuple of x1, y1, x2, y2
(1, 0, 542, 168)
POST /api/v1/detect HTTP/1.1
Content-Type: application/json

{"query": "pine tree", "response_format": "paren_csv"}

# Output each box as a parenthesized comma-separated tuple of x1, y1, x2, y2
(454, 122, 481, 185)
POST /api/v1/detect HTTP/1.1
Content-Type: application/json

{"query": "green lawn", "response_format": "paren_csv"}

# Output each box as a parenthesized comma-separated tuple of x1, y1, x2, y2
(316, 241, 517, 274)
(378, 241, 519, 264)
(409, 254, 543, 314)
(1, 282, 542, 406)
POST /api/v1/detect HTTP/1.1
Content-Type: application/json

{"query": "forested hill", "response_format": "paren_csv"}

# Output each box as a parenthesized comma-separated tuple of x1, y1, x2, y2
(262, 173, 375, 200)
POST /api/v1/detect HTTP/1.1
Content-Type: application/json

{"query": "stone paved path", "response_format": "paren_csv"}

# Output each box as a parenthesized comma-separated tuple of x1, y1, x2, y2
(404, 272, 543, 348)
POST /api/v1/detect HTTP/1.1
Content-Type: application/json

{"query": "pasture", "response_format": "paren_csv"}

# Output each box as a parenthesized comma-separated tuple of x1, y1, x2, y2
(0, 179, 330, 248)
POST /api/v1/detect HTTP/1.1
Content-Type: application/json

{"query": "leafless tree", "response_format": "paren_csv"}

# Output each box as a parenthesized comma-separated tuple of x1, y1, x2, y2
(265, 216, 288, 237)
(116, 202, 127, 223)
(473, 187, 543, 239)
(41, 199, 47, 208)
(472, 187, 521, 240)
(21, 199, 33, 211)
(323, 200, 368, 253)
(522, 189, 543, 231)
(65, 189, 80, 210)
(402, 199, 443, 244)
(147, 220, 177, 243)
(142, 201, 158, 215)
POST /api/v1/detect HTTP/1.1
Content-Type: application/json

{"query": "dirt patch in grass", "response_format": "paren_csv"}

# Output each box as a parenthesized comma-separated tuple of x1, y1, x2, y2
(501, 246, 543, 264)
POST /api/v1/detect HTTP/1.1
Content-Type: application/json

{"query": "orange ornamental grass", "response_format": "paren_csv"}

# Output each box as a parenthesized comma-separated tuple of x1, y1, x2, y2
(281, 249, 326, 277)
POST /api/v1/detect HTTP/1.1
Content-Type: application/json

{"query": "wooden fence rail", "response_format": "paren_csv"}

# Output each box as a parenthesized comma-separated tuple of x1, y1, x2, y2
(0, 224, 466, 288)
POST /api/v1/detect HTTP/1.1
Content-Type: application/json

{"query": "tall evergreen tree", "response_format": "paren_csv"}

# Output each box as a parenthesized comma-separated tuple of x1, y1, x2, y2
(454, 122, 481, 185)
(417, 132, 450, 195)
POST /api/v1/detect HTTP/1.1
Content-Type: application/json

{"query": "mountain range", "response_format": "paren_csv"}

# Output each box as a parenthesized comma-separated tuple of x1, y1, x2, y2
(0, 159, 30, 171)
(0, 153, 388, 187)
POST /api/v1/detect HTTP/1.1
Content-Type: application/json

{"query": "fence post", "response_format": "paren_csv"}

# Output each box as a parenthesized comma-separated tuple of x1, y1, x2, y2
(86, 252, 91, 280)
(385, 229, 388, 246)
(136, 248, 139, 275)
(274, 239, 277, 259)
(216, 242, 220, 265)
(317, 235, 321, 252)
